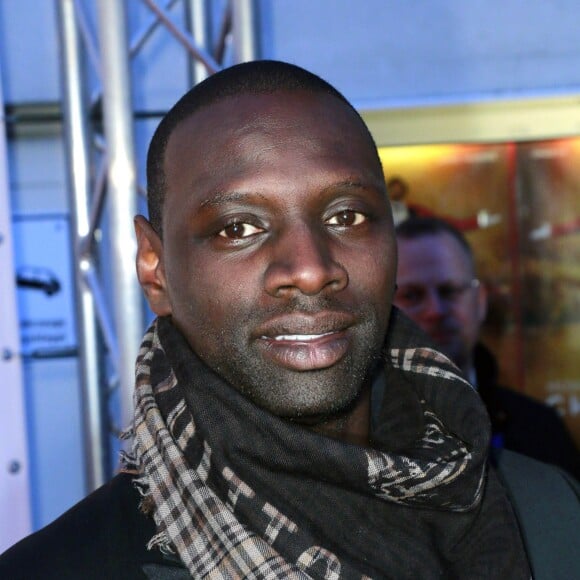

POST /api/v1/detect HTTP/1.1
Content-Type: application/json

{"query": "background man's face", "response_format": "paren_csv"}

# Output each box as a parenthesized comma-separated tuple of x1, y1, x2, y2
(156, 91, 396, 418)
(394, 232, 486, 372)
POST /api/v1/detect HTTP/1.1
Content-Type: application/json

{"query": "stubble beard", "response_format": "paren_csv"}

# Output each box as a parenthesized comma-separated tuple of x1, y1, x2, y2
(205, 302, 388, 420)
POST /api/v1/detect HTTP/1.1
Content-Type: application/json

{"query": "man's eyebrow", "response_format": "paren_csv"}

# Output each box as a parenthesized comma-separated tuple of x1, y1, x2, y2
(326, 180, 370, 189)
(320, 179, 386, 196)
(198, 190, 268, 209)
(198, 180, 384, 210)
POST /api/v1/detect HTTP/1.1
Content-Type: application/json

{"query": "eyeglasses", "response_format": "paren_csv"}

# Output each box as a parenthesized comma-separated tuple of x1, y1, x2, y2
(395, 279, 480, 310)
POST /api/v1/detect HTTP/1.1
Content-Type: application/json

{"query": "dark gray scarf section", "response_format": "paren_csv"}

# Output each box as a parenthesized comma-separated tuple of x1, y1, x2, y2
(128, 311, 530, 579)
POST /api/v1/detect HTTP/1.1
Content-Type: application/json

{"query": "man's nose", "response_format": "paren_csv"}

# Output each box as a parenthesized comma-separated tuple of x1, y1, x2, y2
(264, 224, 348, 298)
(421, 288, 448, 317)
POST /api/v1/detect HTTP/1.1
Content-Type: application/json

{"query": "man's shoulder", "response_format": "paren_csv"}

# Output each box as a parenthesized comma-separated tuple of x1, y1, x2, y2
(493, 447, 579, 499)
(498, 385, 579, 464)
(492, 449, 580, 580)
(493, 385, 559, 419)
(0, 472, 160, 580)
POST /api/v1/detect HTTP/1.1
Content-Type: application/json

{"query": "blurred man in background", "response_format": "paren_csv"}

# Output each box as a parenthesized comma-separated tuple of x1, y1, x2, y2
(394, 216, 580, 480)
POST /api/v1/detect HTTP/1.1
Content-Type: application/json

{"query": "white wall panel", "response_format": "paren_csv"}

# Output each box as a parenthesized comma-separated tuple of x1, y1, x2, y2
(0, 72, 32, 552)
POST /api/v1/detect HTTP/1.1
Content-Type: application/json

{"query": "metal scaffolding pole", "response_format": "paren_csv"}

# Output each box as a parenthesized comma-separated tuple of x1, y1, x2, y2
(232, 0, 259, 63)
(96, 0, 143, 431)
(185, 0, 212, 84)
(56, 0, 107, 490)
(56, 0, 259, 489)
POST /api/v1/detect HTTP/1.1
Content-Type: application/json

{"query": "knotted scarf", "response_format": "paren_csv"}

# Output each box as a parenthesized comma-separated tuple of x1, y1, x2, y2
(122, 311, 530, 578)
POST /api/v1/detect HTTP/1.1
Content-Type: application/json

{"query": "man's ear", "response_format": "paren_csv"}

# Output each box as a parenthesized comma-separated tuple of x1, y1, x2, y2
(476, 280, 488, 325)
(134, 215, 172, 316)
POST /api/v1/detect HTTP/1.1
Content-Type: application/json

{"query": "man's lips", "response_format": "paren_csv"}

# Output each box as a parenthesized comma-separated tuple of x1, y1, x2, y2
(254, 312, 355, 371)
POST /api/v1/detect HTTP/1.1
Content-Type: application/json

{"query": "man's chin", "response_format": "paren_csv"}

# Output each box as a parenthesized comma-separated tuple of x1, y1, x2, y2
(255, 385, 361, 421)
(280, 392, 361, 425)
(237, 364, 368, 422)
(429, 334, 460, 359)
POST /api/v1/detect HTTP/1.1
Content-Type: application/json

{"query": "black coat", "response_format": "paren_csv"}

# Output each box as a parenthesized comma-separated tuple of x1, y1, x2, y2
(0, 473, 188, 579)
(475, 343, 580, 480)
(2, 460, 578, 580)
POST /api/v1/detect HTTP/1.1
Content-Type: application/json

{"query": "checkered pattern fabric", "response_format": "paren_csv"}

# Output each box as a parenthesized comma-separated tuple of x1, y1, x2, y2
(121, 311, 530, 578)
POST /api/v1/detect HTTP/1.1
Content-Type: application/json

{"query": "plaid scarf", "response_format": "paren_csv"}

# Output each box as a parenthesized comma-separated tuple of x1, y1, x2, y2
(122, 311, 529, 578)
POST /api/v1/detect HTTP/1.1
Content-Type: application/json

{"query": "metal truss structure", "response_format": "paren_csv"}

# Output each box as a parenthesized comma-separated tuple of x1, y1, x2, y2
(56, 0, 259, 491)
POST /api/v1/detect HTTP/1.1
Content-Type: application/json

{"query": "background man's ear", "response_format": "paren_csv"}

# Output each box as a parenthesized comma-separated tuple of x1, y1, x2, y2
(134, 215, 172, 316)
(476, 280, 488, 325)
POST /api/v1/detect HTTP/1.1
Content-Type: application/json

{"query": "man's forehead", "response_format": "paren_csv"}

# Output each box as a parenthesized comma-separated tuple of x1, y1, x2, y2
(397, 233, 473, 277)
(163, 89, 379, 185)
(168, 90, 361, 145)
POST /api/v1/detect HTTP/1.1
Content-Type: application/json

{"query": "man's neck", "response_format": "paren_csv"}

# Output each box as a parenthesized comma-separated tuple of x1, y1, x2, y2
(308, 385, 372, 446)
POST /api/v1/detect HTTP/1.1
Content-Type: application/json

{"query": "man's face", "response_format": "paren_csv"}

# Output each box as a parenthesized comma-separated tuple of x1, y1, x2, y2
(394, 232, 487, 372)
(139, 91, 396, 419)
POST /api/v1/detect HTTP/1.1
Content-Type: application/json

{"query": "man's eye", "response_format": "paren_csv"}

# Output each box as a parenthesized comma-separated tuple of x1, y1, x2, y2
(397, 288, 425, 305)
(326, 210, 366, 227)
(218, 222, 262, 239)
(438, 284, 463, 301)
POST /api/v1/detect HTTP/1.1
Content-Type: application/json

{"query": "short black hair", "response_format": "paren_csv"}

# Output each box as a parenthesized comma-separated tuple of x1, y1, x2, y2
(386, 176, 408, 192)
(146, 59, 380, 235)
(395, 216, 475, 270)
